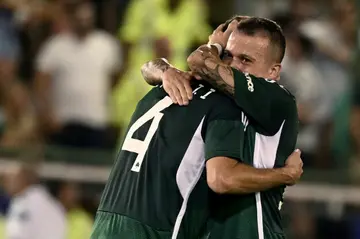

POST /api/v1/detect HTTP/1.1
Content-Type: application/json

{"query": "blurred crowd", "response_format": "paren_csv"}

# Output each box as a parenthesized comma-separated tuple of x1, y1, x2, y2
(0, 0, 357, 169)
(0, 0, 123, 151)
(0, 164, 95, 239)
(0, 0, 358, 238)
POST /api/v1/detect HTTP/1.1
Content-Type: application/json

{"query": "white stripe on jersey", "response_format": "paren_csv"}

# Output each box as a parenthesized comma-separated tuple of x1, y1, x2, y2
(253, 121, 285, 239)
(172, 117, 206, 239)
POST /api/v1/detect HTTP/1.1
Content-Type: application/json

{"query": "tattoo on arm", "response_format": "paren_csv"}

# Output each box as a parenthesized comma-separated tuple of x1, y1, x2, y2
(141, 58, 171, 86)
(188, 47, 235, 97)
(201, 57, 235, 97)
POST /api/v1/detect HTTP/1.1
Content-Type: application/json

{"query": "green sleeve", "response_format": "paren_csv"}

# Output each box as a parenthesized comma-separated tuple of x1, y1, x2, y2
(232, 68, 293, 135)
(204, 119, 245, 161)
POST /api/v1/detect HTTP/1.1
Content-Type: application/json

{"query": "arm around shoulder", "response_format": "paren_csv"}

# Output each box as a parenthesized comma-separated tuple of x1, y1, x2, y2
(187, 45, 235, 97)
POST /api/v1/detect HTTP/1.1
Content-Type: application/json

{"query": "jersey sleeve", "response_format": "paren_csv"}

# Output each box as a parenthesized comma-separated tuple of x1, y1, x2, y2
(232, 68, 293, 135)
(204, 119, 245, 161)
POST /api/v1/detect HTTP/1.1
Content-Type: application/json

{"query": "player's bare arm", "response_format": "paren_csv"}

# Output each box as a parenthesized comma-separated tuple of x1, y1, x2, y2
(141, 58, 193, 105)
(140, 50, 235, 101)
(141, 21, 239, 103)
(206, 150, 303, 194)
(187, 21, 239, 97)
(187, 44, 235, 97)
(141, 58, 171, 86)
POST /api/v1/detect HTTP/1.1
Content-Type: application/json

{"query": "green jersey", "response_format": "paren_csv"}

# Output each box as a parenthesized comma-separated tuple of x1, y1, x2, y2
(98, 81, 246, 239)
(208, 70, 298, 239)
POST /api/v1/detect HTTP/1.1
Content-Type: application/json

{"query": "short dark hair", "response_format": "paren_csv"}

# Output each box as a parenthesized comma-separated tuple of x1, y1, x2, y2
(222, 15, 250, 32)
(236, 17, 286, 63)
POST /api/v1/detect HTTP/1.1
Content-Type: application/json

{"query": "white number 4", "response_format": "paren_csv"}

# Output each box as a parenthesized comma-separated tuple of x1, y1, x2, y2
(122, 97, 173, 172)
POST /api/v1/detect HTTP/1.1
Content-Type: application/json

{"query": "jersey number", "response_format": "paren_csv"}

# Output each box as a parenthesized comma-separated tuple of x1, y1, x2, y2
(122, 97, 173, 172)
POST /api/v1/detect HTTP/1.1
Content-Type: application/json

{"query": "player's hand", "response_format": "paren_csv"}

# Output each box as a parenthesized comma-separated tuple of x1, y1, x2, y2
(283, 149, 303, 185)
(208, 20, 238, 50)
(162, 67, 193, 105)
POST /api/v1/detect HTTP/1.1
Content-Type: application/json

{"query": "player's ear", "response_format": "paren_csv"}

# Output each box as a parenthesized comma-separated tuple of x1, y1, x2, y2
(269, 63, 281, 81)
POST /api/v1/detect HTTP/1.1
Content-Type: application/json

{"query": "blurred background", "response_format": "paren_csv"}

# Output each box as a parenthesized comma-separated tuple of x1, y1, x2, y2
(0, 0, 359, 238)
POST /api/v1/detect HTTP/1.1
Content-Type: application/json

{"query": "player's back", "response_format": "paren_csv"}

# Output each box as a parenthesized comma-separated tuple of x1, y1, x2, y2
(95, 81, 242, 239)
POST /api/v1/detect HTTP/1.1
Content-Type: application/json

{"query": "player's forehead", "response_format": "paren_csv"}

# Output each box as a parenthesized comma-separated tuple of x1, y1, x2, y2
(226, 31, 270, 60)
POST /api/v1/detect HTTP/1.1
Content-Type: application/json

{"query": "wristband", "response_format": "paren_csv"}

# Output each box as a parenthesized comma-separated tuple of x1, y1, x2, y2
(210, 43, 223, 55)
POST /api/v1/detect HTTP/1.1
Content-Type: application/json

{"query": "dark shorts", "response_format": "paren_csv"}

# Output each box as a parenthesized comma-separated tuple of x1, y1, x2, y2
(208, 222, 286, 239)
(90, 211, 173, 239)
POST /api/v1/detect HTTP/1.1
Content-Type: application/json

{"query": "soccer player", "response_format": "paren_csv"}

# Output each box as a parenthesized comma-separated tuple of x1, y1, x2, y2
(141, 16, 298, 238)
(90, 73, 302, 238)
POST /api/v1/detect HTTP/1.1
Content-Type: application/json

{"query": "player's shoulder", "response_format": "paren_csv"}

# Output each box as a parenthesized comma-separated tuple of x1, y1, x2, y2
(262, 78, 295, 97)
(260, 78, 297, 108)
(191, 81, 234, 102)
(138, 86, 167, 105)
(237, 71, 295, 101)
(192, 81, 241, 118)
(262, 80, 298, 121)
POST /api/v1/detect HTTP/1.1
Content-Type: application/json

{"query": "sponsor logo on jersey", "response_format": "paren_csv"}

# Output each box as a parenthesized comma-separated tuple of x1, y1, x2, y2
(245, 73, 254, 92)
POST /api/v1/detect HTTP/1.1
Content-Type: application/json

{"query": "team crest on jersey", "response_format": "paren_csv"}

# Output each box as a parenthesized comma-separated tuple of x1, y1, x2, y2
(244, 73, 254, 92)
